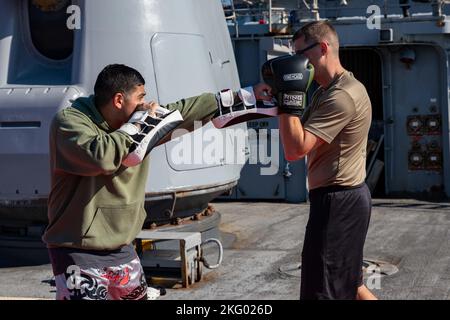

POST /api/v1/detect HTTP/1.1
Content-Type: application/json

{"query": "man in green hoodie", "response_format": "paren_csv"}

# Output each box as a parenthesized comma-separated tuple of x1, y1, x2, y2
(43, 64, 273, 300)
(42, 64, 225, 300)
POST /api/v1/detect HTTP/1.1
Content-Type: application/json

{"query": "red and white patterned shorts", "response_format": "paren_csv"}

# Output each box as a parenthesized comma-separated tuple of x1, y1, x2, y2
(55, 257, 148, 300)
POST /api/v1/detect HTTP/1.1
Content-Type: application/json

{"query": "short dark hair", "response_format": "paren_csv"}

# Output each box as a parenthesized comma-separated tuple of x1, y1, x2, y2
(94, 64, 145, 108)
(292, 20, 339, 55)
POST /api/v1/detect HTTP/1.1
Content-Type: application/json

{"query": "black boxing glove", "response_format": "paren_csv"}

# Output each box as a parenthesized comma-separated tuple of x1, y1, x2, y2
(262, 53, 314, 116)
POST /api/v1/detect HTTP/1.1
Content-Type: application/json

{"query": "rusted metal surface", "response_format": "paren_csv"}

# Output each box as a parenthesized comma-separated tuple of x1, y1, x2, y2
(147, 208, 220, 230)
(144, 181, 237, 201)
(203, 204, 215, 217)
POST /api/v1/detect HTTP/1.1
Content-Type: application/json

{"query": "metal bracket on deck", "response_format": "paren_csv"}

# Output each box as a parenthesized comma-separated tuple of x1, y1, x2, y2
(136, 230, 222, 288)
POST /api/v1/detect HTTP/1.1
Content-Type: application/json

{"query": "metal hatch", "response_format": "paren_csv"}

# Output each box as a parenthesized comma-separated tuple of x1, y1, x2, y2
(151, 32, 247, 171)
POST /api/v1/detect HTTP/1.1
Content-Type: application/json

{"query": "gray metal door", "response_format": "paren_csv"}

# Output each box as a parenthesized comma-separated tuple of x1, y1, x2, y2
(383, 45, 445, 195)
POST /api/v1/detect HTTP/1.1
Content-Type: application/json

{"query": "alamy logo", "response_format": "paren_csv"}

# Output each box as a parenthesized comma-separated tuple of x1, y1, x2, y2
(169, 121, 280, 176)
(66, 265, 81, 290)
(66, 5, 81, 30)
(283, 73, 303, 81)
(367, 5, 381, 30)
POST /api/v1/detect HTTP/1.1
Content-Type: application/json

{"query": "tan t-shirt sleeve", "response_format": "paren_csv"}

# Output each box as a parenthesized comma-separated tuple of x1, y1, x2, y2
(303, 89, 356, 144)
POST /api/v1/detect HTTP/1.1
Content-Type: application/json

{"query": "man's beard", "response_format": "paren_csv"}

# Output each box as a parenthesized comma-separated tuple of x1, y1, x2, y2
(135, 103, 146, 112)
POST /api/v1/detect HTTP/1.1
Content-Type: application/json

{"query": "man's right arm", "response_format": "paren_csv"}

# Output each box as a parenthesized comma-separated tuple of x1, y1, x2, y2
(52, 110, 133, 176)
(164, 93, 218, 128)
(279, 114, 324, 161)
(279, 90, 356, 161)
(164, 87, 274, 131)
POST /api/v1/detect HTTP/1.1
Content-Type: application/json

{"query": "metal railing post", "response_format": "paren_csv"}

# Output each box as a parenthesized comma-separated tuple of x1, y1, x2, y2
(231, 0, 239, 38)
(311, 0, 320, 21)
(269, 0, 273, 32)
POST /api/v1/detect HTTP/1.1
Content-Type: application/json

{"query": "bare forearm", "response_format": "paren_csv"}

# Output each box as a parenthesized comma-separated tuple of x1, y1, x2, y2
(279, 114, 306, 161)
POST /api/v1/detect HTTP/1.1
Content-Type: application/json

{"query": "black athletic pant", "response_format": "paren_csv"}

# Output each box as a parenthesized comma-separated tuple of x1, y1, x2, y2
(300, 183, 372, 300)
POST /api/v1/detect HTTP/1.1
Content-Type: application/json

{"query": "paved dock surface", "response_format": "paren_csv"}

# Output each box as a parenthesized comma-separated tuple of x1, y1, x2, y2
(0, 199, 449, 300)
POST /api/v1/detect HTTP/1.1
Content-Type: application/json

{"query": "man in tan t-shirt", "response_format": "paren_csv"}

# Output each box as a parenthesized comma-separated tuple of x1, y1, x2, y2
(302, 69, 371, 190)
(255, 21, 377, 300)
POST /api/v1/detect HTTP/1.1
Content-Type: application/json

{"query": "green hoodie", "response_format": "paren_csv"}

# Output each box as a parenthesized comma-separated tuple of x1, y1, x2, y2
(42, 93, 218, 250)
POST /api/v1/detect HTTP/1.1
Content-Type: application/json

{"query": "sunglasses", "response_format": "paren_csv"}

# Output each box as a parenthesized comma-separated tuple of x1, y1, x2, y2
(295, 42, 320, 55)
